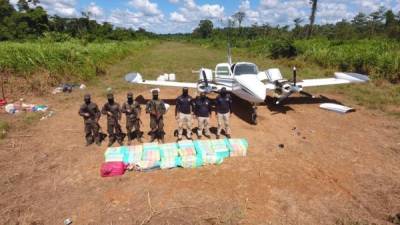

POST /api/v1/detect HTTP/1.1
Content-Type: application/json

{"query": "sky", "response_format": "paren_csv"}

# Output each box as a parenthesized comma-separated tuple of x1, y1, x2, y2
(12, 0, 400, 34)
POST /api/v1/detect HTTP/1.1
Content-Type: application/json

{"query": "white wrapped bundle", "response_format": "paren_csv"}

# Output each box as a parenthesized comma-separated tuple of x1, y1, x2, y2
(142, 143, 161, 161)
(126, 145, 143, 164)
(104, 146, 129, 162)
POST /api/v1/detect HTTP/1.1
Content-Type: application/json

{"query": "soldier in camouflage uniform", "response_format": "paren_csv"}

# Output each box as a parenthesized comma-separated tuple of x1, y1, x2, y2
(146, 89, 167, 143)
(121, 92, 142, 145)
(78, 94, 102, 146)
(101, 93, 125, 147)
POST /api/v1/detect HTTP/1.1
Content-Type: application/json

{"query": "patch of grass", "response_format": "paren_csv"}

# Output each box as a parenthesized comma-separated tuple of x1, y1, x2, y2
(0, 120, 9, 139)
(22, 112, 43, 126)
(0, 40, 152, 82)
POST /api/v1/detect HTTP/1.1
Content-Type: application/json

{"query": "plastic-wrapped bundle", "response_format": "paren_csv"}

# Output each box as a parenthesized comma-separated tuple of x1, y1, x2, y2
(160, 157, 182, 170)
(227, 139, 248, 157)
(104, 146, 129, 162)
(125, 145, 143, 164)
(178, 140, 196, 157)
(135, 160, 160, 171)
(159, 143, 179, 160)
(180, 155, 203, 168)
(159, 143, 181, 169)
(210, 139, 230, 159)
(142, 143, 161, 161)
(194, 140, 223, 165)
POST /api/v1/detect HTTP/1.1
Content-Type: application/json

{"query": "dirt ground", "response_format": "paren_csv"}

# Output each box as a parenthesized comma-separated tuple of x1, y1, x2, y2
(1, 42, 400, 225)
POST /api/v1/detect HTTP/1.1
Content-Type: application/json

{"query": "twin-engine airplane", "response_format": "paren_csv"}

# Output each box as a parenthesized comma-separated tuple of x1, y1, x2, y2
(125, 56, 369, 124)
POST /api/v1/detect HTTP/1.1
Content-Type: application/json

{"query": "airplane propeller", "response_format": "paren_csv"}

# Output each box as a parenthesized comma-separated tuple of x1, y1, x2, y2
(275, 66, 302, 104)
(202, 69, 209, 88)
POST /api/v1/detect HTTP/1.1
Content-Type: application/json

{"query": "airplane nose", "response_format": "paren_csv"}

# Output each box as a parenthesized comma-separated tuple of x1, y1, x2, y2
(255, 86, 266, 102)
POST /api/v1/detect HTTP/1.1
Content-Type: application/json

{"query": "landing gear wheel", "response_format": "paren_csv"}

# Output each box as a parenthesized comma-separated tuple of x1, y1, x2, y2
(251, 105, 258, 125)
(251, 113, 257, 125)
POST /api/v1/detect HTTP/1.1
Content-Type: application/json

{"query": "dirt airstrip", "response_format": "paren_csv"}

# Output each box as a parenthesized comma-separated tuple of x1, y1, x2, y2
(0, 86, 399, 225)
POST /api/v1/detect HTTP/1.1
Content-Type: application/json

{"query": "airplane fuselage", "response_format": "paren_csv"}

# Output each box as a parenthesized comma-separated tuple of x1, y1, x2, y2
(212, 62, 266, 104)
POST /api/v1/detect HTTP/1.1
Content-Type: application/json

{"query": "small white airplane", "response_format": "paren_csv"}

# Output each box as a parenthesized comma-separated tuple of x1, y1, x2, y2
(125, 54, 369, 124)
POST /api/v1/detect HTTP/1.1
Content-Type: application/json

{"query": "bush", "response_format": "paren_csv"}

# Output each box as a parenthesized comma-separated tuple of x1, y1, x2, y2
(269, 39, 297, 59)
(0, 120, 9, 139)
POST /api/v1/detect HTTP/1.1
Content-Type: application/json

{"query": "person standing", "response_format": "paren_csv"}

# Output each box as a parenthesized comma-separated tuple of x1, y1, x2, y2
(102, 93, 124, 147)
(79, 94, 101, 146)
(215, 87, 232, 139)
(193, 92, 212, 139)
(121, 92, 142, 145)
(175, 87, 194, 141)
(146, 89, 167, 143)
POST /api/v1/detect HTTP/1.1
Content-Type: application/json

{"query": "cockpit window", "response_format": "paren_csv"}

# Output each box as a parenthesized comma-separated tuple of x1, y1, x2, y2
(234, 64, 258, 75)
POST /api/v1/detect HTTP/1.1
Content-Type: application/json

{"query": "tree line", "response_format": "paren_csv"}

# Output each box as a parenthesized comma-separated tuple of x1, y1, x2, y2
(0, 0, 155, 42)
(188, 6, 400, 41)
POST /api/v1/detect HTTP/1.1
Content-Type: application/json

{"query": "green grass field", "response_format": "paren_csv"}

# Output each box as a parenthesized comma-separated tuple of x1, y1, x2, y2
(0, 40, 152, 81)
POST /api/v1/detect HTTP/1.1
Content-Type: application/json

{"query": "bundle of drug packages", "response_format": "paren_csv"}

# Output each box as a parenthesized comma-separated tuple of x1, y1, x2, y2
(104, 146, 129, 162)
(125, 145, 143, 165)
(135, 143, 161, 171)
(177, 140, 202, 168)
(194, 140, 223, 165)
(159, 143, 181, 169)
(210, 139, 230, 159)
(227, 139, 248, 157)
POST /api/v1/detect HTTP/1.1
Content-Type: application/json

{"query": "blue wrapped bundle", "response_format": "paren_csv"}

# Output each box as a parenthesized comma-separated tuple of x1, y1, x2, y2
(104, 146, 129, 162)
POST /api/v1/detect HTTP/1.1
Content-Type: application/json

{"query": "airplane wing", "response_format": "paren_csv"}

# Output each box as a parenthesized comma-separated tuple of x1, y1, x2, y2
(125, 72, 197, 88)
(297, 72, 369, 87)
(125, 72, 233, 92)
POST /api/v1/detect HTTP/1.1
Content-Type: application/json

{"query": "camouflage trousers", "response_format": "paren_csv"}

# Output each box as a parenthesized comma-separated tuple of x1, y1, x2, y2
(84, 121, 100, 144)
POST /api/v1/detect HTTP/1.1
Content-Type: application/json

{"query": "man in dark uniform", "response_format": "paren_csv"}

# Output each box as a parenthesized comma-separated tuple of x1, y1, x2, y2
(215, 87, 233, 139)
(79, 94, 102, 146)
(193, 92, 212, 139)
(175, 87, 194, 141)
(102, 93, 124, 147)
(121, 92, 142, 145)
(146, 89, 167, 143)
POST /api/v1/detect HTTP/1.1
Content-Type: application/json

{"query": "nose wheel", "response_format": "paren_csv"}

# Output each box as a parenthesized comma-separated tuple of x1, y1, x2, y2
(251, 105, 258, 125)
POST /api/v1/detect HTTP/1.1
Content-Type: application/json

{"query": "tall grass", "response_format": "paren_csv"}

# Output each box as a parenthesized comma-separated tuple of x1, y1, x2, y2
(188, 37, 400, 82)
(294, 39, 400, 82)
(0, 40, 151, 81)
